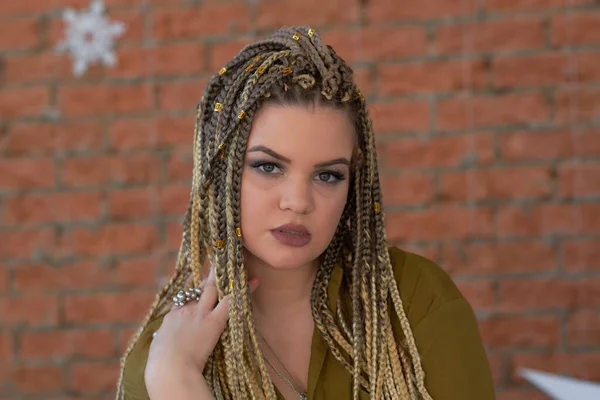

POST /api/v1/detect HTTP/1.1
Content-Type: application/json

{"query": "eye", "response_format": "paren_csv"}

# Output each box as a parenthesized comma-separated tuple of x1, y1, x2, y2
(316, 171, 346, 184)
(250, 161, 282, 174)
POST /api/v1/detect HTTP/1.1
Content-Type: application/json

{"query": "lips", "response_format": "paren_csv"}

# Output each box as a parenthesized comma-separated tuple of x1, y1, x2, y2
(271, 224, 311, 236)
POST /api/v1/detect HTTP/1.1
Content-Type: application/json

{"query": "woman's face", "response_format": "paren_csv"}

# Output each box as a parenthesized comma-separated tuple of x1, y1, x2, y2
(240, 103, 355, 269)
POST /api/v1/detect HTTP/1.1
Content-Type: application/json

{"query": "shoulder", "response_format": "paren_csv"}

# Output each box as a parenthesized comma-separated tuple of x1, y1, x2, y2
(121, 315, 166, 400)
(387, 246, 464, 327)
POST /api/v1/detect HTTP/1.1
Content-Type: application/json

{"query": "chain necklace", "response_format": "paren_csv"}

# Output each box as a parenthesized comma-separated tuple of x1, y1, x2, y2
(259, 334, 308, 400)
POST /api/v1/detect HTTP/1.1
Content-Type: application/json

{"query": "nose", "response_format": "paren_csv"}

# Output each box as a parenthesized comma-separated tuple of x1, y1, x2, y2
(279, 176, 314, 215)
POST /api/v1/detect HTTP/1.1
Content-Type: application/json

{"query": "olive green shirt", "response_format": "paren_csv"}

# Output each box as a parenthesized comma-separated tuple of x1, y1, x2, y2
(122, 247, 495, 399)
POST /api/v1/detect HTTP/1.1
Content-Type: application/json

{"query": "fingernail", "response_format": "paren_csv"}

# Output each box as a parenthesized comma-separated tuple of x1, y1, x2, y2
(249, 277, 258, 284)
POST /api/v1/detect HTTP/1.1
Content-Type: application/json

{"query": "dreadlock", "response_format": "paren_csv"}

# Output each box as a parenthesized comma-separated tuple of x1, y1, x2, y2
(115, 26, 433, 400)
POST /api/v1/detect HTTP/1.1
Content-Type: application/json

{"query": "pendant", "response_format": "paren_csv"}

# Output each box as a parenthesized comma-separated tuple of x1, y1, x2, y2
(299, 395, 307, 400)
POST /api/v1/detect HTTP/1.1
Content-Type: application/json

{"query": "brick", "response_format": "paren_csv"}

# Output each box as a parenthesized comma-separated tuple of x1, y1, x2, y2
(159, 78, 210, 112)
(454, 280, 495, 310)
(13, 260, 111, 291)
(113, 255, 165, 287)
(167, 146, 193, 181)
(558, 162, 600, 198)
(438, 166, 553, 201)
(4, 52, 73, 83)
(368, 0, 475, 21)
(497, 203, 600, 236)
(500, 127, 600, 161)
(0, 18, 40, 51)
(10, 365, 64, 394)
(552, 12, 600, 46)
(5, 191, 103, 224)
(108, 188, 154, 220)
(380, 173, 434, 205)
(437, 92, 549, 130)
(70, 361, 120, 393)
(106, 115, 192, 149)
(0, 0, 87, 16)
(562, 238, 600, 271)
(0, 86, 49, 119)
(499, 277, 600, 311)
(385, 206, 494, 241)
(479, 315, 560, 348)
(157, 183, 190, 215)
(0, 331, 11, 362)
(208, 38, 253, 72)
(64, 291, 154, 323)
(378, 59, 487, 95)
(323, 26, 427, 65)
(511, 352, 600, 382)
(18, 329, 115, 360)
(256, 0, 358, 30)
(383, 134, 494, 169)
(0, 263, 8, 292)
(61, 154, 161, 187)
(353, 67, 373, 97)
(107, 42, 206, 78)
(369, 100, 430, 133)
(486, 0, 593, 10)
(0, 294, 58, 326)
(152, 4, 250, 40)
(107, 118, 158, 150)
(443, 240, 557, 274)
(58, 223, 160, 257)
(57, 83, 154, 117)
(0, 158, 55, 189)
(555, 87, 600, 123)
(567, 310, 600, 346)
(0, 228, 55, 259)
(3, 121, 103, 156)
(436, 19, 544, 53)
(165, 221, 183, 252)
(493, 53, 571, 88)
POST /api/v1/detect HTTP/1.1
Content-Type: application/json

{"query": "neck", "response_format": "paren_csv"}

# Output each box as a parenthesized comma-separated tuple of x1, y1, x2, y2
(245, 251, 318, 322)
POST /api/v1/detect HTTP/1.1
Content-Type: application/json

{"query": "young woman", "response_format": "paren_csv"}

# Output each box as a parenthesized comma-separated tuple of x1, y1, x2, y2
(116, 26, 495, 400)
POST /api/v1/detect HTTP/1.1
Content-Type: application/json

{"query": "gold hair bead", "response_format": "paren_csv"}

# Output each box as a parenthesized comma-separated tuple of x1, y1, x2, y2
(245, 63, 254, 72)
(308, 28, 316, 37)
(292, 32, 301, 40)
(238, 110, 246, 120)
(235, 227, 242, 237)
(257, 65, 267, 75)
(218, 142, 226, 150)
(282, 67, 293, 74)
(373, 202, 381, 213)
(358, 90, 365, 101)
(252, 55, 261, 62)
(215, 239, 226, 249)
(214, 103, 223, 112)
(218, 142, 226, 158)
(218, 67, 227, 75)
(229, 279, 234, 292)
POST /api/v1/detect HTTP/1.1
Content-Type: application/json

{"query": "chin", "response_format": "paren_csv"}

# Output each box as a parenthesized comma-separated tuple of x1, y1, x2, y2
(244, 241, 323, 270)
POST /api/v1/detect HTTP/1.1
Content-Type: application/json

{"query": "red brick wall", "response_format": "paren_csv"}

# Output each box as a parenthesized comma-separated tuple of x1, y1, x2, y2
(1, 0, 599, 398)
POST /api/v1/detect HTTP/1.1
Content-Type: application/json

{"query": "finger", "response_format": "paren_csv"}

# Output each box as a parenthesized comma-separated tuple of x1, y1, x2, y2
(198, 265, 218, 311)
(210, 294, 231, 329)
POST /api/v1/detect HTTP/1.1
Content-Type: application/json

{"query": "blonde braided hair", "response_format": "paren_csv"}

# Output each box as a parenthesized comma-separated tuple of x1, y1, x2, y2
(115, 26, 433, 400)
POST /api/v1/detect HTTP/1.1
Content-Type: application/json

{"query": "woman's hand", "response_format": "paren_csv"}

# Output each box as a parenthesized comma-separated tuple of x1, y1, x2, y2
(144, 266, 259, 397)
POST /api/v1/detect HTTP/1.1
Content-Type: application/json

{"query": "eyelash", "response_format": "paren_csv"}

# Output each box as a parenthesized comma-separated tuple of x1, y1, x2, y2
(249, 161, 346, 184)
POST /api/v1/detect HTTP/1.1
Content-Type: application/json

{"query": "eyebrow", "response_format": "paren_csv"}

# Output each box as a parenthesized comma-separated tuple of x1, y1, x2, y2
(247, 145, 350, 168)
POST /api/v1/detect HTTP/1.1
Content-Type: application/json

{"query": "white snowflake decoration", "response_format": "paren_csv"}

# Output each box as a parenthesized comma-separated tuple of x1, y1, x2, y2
(55, 0, 126, 77)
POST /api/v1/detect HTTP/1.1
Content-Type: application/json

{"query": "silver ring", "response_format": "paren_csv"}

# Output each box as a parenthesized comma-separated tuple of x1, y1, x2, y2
(173, 287, 203, 308)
